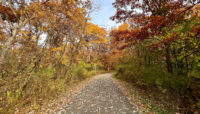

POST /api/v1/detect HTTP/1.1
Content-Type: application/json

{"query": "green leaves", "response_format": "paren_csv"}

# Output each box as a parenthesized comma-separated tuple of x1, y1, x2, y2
(6, 89, 22, 104)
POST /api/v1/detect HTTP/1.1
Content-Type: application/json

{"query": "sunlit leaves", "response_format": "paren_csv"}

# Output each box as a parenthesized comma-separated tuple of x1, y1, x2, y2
(85, 23, 108, 44)
(0, 0, 99, 113)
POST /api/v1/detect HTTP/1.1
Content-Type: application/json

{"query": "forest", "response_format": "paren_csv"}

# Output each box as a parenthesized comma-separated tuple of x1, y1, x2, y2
(0, 0, 200, 113)
(111, 0, 200, 113)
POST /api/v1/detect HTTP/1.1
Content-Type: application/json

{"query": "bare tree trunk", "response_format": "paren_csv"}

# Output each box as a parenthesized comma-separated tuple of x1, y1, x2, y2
(0, 21, 22, 65)
(0, 17, 33, 65)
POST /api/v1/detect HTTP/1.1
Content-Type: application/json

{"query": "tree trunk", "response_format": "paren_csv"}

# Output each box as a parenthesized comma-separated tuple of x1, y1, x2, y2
(165, 44, 173, 74)
(0, 22, 22, 65)
(0, 18, 33, 65)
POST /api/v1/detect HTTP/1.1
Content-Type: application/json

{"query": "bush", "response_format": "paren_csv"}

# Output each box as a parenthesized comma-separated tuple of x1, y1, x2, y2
(114, 58, 200, 113)
(115, 64, 136, 81)
(72, 61, 97, 80)
(115, 62, 191, 94)
(73, 66, 88, 79)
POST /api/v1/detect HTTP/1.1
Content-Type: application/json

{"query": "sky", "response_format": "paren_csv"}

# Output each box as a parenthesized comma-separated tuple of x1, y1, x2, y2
(90, 0, 121, 30)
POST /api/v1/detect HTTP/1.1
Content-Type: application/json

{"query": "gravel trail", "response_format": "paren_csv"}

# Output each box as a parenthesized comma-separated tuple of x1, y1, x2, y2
(56, 73, 141, 114)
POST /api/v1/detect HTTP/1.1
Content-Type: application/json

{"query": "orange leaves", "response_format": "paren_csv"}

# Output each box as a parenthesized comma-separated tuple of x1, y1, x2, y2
(110, 22, 150, 50)
(86, 23, 107, 36)
(192, 26, 200, 37)
(86, 23, 108, 44)
(111, 0, 200, 39)
(0, 4, 20, 22)
(111, 1, 200, 52)
(118, 22, 130, 31)
(191, 4, 200, 17)
(52, 47, 63, 52)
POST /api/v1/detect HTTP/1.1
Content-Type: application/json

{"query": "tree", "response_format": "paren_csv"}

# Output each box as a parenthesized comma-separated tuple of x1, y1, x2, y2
(111, 1, 200, 112)
(111, 0, 200, 74)
(0, 0, 101, 113)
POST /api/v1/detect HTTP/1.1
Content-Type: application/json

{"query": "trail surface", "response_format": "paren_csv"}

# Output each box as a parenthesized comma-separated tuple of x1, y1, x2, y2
(57, 73, 140, 114)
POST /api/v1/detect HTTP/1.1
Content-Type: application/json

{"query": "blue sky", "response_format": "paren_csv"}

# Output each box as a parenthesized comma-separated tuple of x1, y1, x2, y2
(90, 0, 121, 30)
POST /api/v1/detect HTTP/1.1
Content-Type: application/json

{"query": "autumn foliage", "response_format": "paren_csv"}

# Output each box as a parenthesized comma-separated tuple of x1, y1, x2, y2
(0, 0, 111, 113)
(111, 0, 200, 113)
(0, 0, 200, 113)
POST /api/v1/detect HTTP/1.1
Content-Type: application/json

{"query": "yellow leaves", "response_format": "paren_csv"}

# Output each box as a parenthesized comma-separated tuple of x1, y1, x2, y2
(61, 56, 69, 65)
(38, 11, 46, 18)
(66, 11, 72, 17)
(52, 47, 63, 52)
(118, 22, 130, 31)
(71, 0, 76, 5)
(161, 89, 167, 93)
(86, 23, 107, 35)
(91, 36, 109, 44)
(80, 40, 89, 46)
(101, 37, 109, 43)
(17, 30, 31, 39)
(80, 7, 86, 12)
(19, 30, 29, 35)
(177, 8, 185, 13)
(193, 42, 199, 49)
(86, 23, 108, 44)
(40, 25, 48, 31)
(52, 47, 57, 52)
(13, 49, 19, 54)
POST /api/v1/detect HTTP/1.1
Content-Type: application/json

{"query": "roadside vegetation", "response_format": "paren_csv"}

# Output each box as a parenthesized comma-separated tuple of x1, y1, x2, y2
(110, 0, 200, 113)
(1, 0, 200, 114)
(0, 0, 111, 113)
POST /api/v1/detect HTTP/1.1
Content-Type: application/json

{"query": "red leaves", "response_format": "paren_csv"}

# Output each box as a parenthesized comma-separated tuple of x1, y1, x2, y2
(0, 5, 20, 22)
(110, 0, 200, 51)
(193, 26, 200, 37)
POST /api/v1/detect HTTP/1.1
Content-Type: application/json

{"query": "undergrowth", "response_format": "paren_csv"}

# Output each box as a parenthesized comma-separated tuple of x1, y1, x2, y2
(114, 60, 200, 113)
(0, 61, 98, 114)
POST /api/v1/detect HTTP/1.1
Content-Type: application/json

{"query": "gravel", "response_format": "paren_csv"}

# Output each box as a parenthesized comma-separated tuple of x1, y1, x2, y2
(56, 73, 141, 114)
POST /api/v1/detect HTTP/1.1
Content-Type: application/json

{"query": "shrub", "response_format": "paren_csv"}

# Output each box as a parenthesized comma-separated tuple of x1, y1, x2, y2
(73, 66, 88, 79)
(72, 61, 97, 80)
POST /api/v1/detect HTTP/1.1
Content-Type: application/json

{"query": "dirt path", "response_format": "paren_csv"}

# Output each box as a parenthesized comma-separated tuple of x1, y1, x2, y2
(56, 73, 141, 114)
